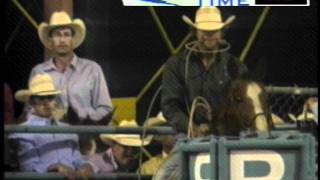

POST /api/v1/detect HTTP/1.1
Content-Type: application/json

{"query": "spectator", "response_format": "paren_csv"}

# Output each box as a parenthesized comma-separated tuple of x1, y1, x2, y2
(28, 11, 113, 155)
(87, 119, 152, 173)
(9, 74, 93, 180)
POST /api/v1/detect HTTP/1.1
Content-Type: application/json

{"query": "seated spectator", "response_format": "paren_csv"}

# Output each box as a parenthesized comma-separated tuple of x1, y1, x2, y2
(139, 112, 176, 175)
(87, 119, 151, 173)
(8, 74, 93, 180)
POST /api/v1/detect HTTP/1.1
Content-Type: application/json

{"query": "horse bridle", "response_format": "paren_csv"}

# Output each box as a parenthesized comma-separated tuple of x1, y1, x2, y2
(245, 112, 272, 136)
(251, 112, 267, 124)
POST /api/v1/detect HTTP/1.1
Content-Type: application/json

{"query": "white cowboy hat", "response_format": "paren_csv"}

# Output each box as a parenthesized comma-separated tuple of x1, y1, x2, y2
(15, 73, 61, 103)
(182, 6, 236, 31)
(100, 119, 152, 147)
(38, 11, 86, 49)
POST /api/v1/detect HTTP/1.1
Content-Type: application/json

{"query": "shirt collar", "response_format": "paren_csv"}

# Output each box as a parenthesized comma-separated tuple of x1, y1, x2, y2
(28, 113, 53, 126)
(70, 55, 78, 69)
(44, 54, 79, 71)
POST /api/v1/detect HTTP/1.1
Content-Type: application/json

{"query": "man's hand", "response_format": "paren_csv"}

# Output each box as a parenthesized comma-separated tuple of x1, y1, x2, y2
(47, 163, 76, 180)
(76, 164, 94, 180)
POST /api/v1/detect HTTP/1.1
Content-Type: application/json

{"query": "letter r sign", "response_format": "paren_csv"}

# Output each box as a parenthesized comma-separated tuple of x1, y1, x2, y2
(230, 150, 285, 180)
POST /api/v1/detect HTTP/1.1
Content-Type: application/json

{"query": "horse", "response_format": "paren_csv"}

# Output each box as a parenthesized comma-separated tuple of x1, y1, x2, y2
(153, 75, 275, 180)
(214, 75, 273, 136)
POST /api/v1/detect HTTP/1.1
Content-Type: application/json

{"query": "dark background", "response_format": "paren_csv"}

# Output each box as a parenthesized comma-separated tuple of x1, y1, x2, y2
(5, 1, 318, 122)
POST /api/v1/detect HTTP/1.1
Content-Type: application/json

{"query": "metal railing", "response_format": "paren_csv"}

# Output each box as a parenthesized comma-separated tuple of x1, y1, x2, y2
(4, 126, 175, 180)
(4, 125, 176, 135)
(265, 86, 317, 95)
(5, 172, 152, 180)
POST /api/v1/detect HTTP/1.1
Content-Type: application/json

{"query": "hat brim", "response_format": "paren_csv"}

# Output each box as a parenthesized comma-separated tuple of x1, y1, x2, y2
(15, 90, 31, 103)
(38, 19, 86, 49)
(182, 15, 236, 31)
(15, 89, 61, 103)
(100, 134, 152, 147)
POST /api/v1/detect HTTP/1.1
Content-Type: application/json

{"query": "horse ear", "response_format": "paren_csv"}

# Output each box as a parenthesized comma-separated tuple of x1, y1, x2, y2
(251, 57, 267, 81)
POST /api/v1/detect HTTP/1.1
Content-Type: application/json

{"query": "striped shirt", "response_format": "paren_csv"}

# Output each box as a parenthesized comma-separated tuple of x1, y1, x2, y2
(8, 114, 87, 172)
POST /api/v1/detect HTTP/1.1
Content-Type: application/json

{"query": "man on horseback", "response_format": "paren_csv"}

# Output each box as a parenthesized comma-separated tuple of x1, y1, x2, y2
(161, 7, 248, 136)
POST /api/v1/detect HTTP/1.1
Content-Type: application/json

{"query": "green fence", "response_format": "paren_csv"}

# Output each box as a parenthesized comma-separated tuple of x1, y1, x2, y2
(179, 133, 317, 180)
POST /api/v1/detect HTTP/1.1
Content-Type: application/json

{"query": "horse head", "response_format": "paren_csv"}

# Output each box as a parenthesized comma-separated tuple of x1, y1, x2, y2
(216, 74, 273, 136)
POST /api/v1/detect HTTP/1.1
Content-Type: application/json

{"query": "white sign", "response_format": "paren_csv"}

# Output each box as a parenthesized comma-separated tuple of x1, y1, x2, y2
(194, 153, 210, 180)
(230, 150, 285, 180)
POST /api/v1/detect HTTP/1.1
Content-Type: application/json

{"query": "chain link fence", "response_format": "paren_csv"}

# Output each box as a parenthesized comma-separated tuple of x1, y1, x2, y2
(266, 86, 318, 122)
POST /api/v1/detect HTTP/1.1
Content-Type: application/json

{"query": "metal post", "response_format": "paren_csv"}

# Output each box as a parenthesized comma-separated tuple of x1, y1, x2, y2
(239, 7, 271, 63)
(11, 0, 38, 29)
(148, 7, 175, 54)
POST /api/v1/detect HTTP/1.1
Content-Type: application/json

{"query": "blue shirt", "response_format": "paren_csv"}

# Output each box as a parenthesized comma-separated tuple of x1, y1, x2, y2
(8, 114, 87, 173)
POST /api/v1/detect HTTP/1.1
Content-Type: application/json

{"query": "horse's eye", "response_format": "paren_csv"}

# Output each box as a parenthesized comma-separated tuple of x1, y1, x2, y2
(234, 96, 243, 103)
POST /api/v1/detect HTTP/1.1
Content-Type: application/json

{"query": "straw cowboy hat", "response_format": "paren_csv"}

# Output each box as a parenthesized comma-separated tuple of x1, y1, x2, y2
(100, 119, 152, 147)
(15, 73, 61, 103)
(38, 11, 86, 49)
(182, 6, 236, 31)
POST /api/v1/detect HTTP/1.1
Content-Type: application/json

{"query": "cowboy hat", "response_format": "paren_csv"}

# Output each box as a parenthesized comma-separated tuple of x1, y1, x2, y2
(38, 11, 86, 49)
(100, 119, 152, 147)
(182, 6, 236, 31)
(15, 73, 61, 103)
